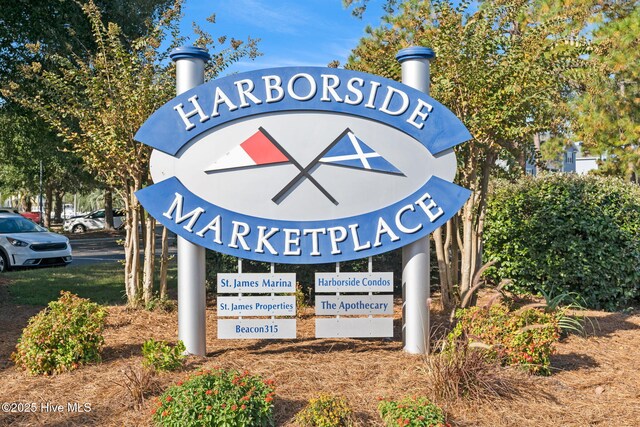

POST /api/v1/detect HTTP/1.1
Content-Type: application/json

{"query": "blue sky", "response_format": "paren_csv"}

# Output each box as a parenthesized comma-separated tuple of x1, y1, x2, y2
(178, 0, 389, 74)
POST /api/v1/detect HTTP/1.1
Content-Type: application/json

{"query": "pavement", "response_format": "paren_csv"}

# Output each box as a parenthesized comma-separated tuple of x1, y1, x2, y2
(68, 231, 177, 266)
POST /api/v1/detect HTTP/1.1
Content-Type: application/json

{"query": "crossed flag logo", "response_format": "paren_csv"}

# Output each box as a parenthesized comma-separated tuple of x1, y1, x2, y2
(205, 127, 404, 205)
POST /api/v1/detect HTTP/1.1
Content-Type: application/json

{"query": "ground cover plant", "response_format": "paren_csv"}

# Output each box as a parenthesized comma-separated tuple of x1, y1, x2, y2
(377, 396, 447, 427)
(484, 174, 640, 310)
(142, 339, 186, 372)
(448, 305, 560, 375)
(152, 368, 276, 426)
(11, 291, 108, 375)
(294, 393, 354, 427)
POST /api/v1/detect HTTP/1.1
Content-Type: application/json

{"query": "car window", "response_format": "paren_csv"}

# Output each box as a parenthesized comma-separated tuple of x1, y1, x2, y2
(90, 211, 106, 219)
(0, 217, 46, 233)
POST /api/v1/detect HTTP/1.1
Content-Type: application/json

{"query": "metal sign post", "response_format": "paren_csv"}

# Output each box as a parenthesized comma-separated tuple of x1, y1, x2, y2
(170, 46, 210, 356)
(398, 47, 435, 355)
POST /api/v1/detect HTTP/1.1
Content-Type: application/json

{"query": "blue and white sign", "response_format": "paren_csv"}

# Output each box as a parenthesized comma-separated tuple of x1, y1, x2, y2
(135, 67, 472, 264)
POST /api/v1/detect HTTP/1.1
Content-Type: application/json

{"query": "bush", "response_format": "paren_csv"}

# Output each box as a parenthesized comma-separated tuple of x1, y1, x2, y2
(295, 393, 354, 427)
(11, 291, 107, 375)
(152, 368, 276, 426)
(484, 174, 640, 310)
(142, 339, 186, 372)
(424, 338, 515, 402)
(448, 305, 560, 375)
(378, 396, 447, 427)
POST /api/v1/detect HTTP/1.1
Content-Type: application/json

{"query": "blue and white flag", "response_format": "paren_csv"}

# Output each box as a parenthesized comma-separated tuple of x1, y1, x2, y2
(319, 131, 403, 175)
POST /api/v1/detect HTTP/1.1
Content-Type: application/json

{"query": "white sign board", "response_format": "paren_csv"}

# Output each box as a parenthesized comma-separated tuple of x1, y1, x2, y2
(315, 272, 393, 293)
(316, 318, 394, 338)
(217, 273, 296, 293)
(217, 296, 296, 317)
(315, 295, 393, 315)
(218, 319, 297, 339)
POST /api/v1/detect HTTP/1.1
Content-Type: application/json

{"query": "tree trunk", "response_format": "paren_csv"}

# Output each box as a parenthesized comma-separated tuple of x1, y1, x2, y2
(44, 185, 53, 228)
(159, 226, 169, 300)
(142, 214, 156, 306)
(433, 226, 452, 310)
(104, 189, 114, 230)
(123, 182, 142, 307)
(53, 191, 63, 223)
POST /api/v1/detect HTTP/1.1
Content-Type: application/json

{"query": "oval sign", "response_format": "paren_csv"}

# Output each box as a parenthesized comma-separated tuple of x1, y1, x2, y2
(135, 67, 472, 264)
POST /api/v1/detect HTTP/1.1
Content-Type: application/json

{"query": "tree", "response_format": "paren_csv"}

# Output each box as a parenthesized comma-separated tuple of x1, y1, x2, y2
(3, 0, 260, 307)
(347, 0, 594, 310)
(570, 6, 640, 182)
(0, 0, 175, 223)
(0, 104, 91, 225)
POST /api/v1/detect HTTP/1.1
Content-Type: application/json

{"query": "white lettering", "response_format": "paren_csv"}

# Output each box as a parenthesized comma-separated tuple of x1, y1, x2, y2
(229, 221, 251, 250)
(395, 205, 422, 234)
(407, 99, 433, 129)
(303, 228, 326, 256)
(379, 86, 410, 116)
(320, 74, 343, 102)
(344, 77, 364, 105)
(256, 226, 279, 254)
(348, 224, 371, 251)
(195, 215, 223, 243)
(234, 79, 262, 108)
(173, 95, 209, 130)
(327, 226, 348, 255)
(162, 193, 205, 232)
(262, 75, 285, 103)
(287, 73, 317, 101)
(374, 218, 400, 247)
(416, 193, 444, 222)
(283, 229, 301, 255)
(211, 87, 238, 117)
(364, 81, 381, 109)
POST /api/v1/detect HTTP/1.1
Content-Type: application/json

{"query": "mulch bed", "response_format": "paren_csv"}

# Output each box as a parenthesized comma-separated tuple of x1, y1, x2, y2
(0, 286, 639, 426)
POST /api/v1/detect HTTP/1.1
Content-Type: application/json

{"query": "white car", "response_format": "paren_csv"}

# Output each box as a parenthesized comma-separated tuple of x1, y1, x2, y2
(0, 213, 72, 272)
(63, 209, 125, 233)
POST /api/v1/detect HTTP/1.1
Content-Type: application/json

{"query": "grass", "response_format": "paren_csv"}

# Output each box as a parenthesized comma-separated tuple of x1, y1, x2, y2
(4, 261, 176, 306)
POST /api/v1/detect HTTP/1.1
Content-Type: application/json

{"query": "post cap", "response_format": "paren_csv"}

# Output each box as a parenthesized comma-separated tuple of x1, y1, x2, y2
(170, 46, 211, 62)
(396, 47, 435, 63)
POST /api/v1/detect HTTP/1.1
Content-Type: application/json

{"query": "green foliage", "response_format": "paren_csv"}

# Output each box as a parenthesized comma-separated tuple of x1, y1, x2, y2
(571, 6, 639, 182)
(12, 291, 107, 375)
(295, 394, 354, 427)
(538, 288, 590, 336)
(142, 339, 186, 372)
(152, 368, 276, 427)
(484, 174, 640, 310)
(378, 396, 447, 427)
(449, 305, 560, 375)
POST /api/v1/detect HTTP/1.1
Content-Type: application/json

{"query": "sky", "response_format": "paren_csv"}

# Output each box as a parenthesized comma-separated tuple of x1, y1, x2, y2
(176, 0, 389, 75)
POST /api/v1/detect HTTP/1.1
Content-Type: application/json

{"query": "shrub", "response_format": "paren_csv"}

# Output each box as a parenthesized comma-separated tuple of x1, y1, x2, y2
(11, 291, 107, 375)
(152, 368, 276, 427)
(378, 396, 447, 427)
(424, 338, 515, 402)
(295, 393, 354, 427)
(142, 339, 186, 372)
(484, 174, 640, 310)
(448, 305, 560, 375)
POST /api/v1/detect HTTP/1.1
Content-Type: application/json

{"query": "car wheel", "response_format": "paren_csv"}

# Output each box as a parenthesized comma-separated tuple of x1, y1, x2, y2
(0, 252, 9, 273)
(72, 224, 86, 233)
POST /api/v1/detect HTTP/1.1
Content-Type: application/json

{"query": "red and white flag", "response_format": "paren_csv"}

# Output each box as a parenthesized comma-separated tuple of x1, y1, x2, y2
(205, 129, 289, 172)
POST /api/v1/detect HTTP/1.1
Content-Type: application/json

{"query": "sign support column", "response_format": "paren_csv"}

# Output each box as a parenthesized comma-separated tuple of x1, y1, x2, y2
(397, 47, 436, 354)
(170, 46, 210, 356)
